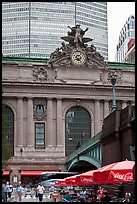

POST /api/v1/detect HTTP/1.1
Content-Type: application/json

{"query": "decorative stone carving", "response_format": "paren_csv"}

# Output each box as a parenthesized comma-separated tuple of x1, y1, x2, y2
(33, 102, 47, 121)
(48, 25, 108, 69)
(107, 70, 122, 84)
(33, 66, 48, 82)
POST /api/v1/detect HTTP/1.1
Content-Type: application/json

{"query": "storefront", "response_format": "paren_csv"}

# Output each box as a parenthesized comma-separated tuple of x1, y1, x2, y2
(20, 170, 45, 186)
(2, 170, 11, 183)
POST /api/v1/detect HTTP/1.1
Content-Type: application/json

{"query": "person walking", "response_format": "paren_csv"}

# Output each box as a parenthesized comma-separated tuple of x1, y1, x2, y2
(97, 186, 104, 202)
(37, 182, 45, 202)
(2, 183, 8, 202)
(8, 184, 13, 198)
(6, 182, 13, 198)
(123, 192, 131, 202)
(16, 184, 23, 202)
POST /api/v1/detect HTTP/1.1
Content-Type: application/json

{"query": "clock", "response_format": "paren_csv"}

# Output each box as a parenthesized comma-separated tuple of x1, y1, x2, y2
(71, 50, 86, 65)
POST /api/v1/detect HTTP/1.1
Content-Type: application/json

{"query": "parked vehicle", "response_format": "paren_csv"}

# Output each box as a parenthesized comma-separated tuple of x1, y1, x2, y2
(41, 179, 60, 191)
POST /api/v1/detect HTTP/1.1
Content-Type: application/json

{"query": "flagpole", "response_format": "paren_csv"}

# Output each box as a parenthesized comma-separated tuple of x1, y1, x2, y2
(75, 2, 76, 26)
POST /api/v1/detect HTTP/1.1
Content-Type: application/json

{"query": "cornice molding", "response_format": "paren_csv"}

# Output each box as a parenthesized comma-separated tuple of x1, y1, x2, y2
(2, 82, 135, 92)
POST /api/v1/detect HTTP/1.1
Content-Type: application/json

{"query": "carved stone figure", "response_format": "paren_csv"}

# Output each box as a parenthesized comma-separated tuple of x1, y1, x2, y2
(61, 24, 92, 48)
(33, 67, 48, 82)
(74, 24, 88, 47)
(48, 24, 107, 68)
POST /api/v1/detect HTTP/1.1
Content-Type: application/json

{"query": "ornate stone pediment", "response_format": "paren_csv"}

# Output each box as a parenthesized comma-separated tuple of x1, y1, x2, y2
(48, 25, 108, 69)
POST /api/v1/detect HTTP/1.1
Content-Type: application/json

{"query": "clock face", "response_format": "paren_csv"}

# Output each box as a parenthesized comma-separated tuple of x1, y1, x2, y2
(71, 51, 86, 65)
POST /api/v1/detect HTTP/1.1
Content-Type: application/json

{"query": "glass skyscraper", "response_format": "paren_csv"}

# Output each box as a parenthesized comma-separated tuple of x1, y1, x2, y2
(115, 15, 135, 62)
(2, 2, 108, 60)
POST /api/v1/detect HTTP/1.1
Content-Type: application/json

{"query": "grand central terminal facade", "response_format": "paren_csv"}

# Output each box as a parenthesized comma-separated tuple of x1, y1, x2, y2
(2, 27, 135, 184)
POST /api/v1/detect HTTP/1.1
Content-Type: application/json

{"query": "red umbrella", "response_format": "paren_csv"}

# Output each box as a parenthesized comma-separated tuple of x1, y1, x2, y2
(64, 174, 80, 186)
(76, 169, 98, 185)
(93, 160, 135, 184)
(75, 165, 114, 185)
(55, 179, 67, 186)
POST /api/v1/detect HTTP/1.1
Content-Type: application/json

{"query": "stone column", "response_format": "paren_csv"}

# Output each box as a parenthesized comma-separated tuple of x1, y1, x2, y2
(104, 100, 110, 119)
(13, 117, 17, 152)
(56, 98, 63, 147)
(27, 97, 34, 148)
(91, 120, 95, 138)
(94, 100, 101, 135)
(90, 99, 94, 137)
(47, 98, 53, 147)
(17, 97, 24, 146)
(122, 101, 127, 109)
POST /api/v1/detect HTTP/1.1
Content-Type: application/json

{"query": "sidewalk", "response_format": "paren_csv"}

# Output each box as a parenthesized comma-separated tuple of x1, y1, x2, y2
(7, 195, 15, 202)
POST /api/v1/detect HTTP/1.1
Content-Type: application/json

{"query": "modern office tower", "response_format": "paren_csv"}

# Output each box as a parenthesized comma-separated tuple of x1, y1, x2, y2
(2, 2, 108, 60)
(115, 15, 135, 62)
(124, 39, 135, 63)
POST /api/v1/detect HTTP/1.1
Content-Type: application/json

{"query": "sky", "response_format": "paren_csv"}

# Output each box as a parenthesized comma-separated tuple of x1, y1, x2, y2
(107, 2, 135, 62)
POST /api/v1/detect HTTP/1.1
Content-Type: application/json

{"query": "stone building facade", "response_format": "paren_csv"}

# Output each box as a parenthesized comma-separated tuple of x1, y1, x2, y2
(2, 58, 135, 183)
(2, 28, 135, 184)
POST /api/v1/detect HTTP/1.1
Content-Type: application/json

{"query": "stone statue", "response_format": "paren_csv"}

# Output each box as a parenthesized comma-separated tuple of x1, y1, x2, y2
(48, 24, 107, 68)
(73, 24, 88, 46)
(61, 24, 92, 48)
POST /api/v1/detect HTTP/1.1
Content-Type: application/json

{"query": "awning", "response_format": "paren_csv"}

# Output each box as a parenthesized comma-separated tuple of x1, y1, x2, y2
(21, 170, 45, 176)
(3, 170, 10, 175)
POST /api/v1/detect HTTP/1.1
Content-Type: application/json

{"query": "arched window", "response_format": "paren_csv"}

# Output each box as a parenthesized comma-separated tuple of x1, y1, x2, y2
(2, 104, 14, 156)
(65, 106, 91, 156)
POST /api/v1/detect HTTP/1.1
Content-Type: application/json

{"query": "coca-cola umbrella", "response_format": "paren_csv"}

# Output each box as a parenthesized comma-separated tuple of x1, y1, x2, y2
(54, 178, 68, 186)
(76, 169, 98, 185)
(75, 165, 114, 185)
(93, 160, 135, 184)
(64, 174, 81, 186)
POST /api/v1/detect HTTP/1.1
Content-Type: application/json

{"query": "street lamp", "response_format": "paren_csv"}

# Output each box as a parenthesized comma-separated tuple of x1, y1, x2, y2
(108, 71, 117, 112)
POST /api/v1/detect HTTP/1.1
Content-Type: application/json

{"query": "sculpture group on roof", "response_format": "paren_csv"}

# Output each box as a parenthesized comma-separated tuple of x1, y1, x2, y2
(48, 24, 107, 67)
(61, 24, 92, 48)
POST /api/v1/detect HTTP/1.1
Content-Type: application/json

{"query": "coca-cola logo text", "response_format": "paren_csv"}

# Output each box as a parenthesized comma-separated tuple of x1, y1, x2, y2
(114, 172, 133, 181)
(81, 177, 93, 183)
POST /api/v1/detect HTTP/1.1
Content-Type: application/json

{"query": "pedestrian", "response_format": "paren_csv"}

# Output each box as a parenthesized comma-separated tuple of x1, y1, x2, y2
(97, 186, 104, 202)
(2, 182, 8, 202)
(49, 185, 55, 198)
(16, 184, 23, 202)
(37, 182, 45, 202)
(6, 182, 13, 198)
(63, 191, 73, 202)
(123, 192, 131, 202)
(35, 188, 39, 198)
(5, 181, 11, 199)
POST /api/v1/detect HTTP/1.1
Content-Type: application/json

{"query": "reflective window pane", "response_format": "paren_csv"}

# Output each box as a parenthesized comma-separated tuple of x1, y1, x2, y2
(35, 123, 45, 149)
(2, 104, 14, 156)
(65, 106, 91, 156)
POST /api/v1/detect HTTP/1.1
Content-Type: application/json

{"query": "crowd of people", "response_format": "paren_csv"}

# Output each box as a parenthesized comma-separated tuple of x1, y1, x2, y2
(2, 181, 13, 202)
(2, 180, 134, 202)
(48, 184, 135, 202)
(2, 180, 24, 202)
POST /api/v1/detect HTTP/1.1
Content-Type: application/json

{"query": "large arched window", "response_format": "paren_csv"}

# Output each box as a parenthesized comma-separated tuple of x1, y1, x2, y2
(65, 106, 91, 157)
(2, 104, 14, 156)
